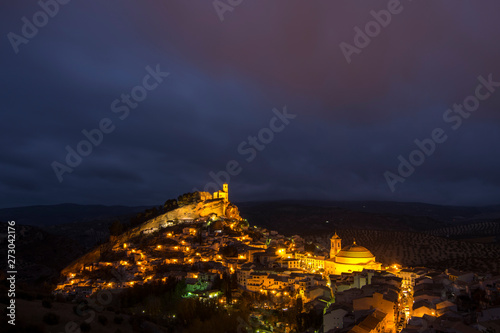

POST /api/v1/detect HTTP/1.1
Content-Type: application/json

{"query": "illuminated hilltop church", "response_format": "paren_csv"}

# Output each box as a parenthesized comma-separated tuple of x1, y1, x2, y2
(323, 233, 382, 275)
(213, 183, 229, 202)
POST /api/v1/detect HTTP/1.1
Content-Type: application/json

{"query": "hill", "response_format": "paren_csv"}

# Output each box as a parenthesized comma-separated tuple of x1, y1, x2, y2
(0, 222, 85, 285)
(237, 200, 500, 238)
(60, 193, 241, 275)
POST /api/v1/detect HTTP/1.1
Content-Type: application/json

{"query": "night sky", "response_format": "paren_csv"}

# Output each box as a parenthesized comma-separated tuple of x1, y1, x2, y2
(2, 1, 500, 208)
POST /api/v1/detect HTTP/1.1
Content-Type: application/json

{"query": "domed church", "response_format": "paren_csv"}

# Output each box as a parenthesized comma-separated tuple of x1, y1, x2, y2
(324, 233, 381, 275)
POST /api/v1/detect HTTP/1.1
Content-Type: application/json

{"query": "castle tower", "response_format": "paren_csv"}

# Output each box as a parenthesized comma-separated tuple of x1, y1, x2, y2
(222, 183, 228, 215)
(330, 232, 341, 258)
(213, 183, 229, 203)
(223, 183, 228, 201)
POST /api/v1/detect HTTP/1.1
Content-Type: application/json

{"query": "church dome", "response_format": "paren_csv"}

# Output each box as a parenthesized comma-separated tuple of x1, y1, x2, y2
(334, 241, 375, 264)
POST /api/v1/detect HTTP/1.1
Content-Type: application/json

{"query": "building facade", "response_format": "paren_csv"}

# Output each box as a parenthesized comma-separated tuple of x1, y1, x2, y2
(213, 183, 229, 202)
(297, 233, 382, 275)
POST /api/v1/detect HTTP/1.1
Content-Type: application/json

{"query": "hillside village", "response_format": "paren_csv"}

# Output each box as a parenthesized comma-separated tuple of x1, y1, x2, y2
(53, 185, 500, 333)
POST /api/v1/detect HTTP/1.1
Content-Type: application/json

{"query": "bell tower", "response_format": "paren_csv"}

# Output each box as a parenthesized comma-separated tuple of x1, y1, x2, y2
(330, 232, 341, 258)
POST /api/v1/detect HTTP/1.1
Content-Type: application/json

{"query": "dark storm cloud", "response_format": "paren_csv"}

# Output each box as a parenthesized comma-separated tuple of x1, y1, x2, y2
(1, 0, 500, 208)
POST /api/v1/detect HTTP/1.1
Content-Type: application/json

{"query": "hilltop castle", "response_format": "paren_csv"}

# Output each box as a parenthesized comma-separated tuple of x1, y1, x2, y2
(213, 183, 229, 202)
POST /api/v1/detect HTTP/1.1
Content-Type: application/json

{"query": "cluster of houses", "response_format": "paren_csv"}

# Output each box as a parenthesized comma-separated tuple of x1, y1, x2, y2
(322, 267, 500, 333)
(54, 218, 304, 299)
(400, 269, 500, 333)
(53, 215, 500, 333)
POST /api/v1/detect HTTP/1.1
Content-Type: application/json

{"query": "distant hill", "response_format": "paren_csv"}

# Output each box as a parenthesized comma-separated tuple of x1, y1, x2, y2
(322, 201, 500, 221)
(0, 222, 85, 284)
(236, 200, 500, 236)
(0, 203, 150, 227)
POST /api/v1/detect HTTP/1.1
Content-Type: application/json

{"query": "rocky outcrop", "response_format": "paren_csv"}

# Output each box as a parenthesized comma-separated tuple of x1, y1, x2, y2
(140, 199, 230, 232)
(225, 203, 241, 220)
